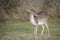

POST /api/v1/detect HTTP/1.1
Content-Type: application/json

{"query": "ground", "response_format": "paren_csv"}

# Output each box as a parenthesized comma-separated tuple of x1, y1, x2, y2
(0, 20, 60, 40)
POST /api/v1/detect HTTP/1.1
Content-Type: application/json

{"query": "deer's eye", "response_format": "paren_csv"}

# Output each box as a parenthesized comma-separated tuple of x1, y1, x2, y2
(34, 15, 37, 17)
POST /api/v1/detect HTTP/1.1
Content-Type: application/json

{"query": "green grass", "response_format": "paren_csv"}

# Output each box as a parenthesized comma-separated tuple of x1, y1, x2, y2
(0, 20, 60, 40)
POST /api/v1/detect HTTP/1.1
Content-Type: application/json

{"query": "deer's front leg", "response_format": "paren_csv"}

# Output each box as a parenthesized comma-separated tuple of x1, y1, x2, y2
(33, 25, 38, 36)
(41, 24, 45, 36)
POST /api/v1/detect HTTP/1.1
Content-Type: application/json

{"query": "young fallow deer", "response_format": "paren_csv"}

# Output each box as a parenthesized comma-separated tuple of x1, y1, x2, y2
(27, 8, 50, 37)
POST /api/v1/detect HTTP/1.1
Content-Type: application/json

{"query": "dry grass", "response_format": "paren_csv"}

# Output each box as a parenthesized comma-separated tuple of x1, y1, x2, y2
(1, 32, 51, 40)
(0, 20, 60, 40)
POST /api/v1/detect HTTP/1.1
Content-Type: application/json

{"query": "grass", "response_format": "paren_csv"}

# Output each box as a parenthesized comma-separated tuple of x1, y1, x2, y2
(0, 20, 60, 40)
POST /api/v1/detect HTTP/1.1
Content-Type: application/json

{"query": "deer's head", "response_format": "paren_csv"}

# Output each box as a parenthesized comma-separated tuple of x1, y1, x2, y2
(26, 8, 38, 16)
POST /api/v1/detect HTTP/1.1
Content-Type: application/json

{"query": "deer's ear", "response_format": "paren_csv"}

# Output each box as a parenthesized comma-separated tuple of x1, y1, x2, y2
(26, 8, 31, 12)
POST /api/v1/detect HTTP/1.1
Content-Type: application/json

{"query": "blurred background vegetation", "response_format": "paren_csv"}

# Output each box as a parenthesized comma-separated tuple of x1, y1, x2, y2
(0, 0, 60, 40)
(0, 0, 60, 22)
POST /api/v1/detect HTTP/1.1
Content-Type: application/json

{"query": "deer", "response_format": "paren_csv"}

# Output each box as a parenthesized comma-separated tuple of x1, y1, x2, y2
(26, 8, 50, 37)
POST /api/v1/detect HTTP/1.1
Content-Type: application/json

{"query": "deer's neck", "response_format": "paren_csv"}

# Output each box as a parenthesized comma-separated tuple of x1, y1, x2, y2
(30, 14, 37, 25)
(30, 15, 34, 19)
